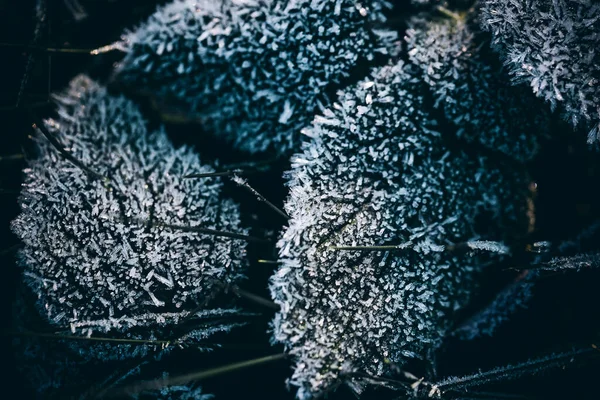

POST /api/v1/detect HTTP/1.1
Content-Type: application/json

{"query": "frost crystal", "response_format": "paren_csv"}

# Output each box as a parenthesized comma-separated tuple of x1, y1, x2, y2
(116, 0, 397, 155)
(406, 14, 546, 161)
(543, 252, 600, 271)
(270, 58, 532, 398)
(12, 75, 248, 337)
(479, 0, 600, 143)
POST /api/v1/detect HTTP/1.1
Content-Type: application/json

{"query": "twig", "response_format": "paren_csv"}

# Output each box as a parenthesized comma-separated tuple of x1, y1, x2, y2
(230, 286, 280, 311)
(416, 347, 599, 398)
(257, 259, 279, 265)
(28, 107, 108, 181)
(114, 353, 287, 395)
(7, 330, 172, 347)
(184, 169, 248, 179)
(0, 42, 124, 55)
(230, 175, 289, 220)
(331, 240, 510, 255)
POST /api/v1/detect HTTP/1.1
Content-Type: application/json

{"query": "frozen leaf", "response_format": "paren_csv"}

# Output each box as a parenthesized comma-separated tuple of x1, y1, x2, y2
(116, 0, 397, 155)
(12, 75, 248, 338)
(479, 0, 600, 143)
(270, 59, 531, 398)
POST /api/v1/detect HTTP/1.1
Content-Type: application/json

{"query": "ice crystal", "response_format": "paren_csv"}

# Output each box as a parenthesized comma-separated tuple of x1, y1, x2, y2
(270, 59, 532, 398)
(479, 0, 600, 143)
(12, 75, 248, 337)
(116, 0, 397, 155)
(406, 14, 546, 161)
(543, 252, 600, 271)
(425, 347, 596, 397)
(464, 240, 511, 255)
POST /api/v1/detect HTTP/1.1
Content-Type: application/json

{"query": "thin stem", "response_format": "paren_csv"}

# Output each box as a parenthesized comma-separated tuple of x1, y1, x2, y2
(7, 330, 172, 346)
(257, 259, 279, 265)
(184, 169, 247, 179)
(331, 240, 512, 255)
(117, 353, 287, 395)
(0, 42, 124, 55)
(230, 175, 290, 220)
(331, 245, 407, 251)
(422, 347, 599, 397)
(90, 42, 126, 55)
(0, 153, 24, 161)
(28, 108, 109, 181)
(231, 286, 280, 311)
(183, 157, 278, 179)
(343, 371, 411, 391)
(154, 221, 271, 244)
(185, 171, 290, 220)
(540, 252, 600, 271)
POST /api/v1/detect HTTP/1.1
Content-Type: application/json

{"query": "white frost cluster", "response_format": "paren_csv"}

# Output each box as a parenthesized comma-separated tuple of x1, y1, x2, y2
(405, 14, 547, 161)
(116, 0, 397, 154)
(270, 57, 533, 398)
(12, 75, 248, 338)
(479, 0, 600, 143)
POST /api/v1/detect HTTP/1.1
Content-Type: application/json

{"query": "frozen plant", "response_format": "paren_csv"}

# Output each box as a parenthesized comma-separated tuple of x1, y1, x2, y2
(405, 12, 547, 161)
(270, 54, 534, 398)
(478, 0, 600, 143)
(12, 75, 249, 338)
(116, 0, 397, 155)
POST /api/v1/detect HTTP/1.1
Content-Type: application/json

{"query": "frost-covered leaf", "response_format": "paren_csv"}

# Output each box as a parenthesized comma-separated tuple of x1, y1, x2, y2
(12, 75, 248, 338)
(479, 0, 600, 143)
(406, 13, 547, 161)
(269, 59, 532, 399)
(116, 0, 397, 155)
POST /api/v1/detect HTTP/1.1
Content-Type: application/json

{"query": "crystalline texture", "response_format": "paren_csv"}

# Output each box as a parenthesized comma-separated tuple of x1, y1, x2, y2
(406, 14, 547, 161)
(479, 0, 600, 143)
(12, 75, 248, 337)
(269, 57, 533, 398)
(116, 0, 397, 155)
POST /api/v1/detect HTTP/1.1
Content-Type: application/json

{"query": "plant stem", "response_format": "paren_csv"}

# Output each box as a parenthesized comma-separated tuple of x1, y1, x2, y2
(119, 353, 287, 395)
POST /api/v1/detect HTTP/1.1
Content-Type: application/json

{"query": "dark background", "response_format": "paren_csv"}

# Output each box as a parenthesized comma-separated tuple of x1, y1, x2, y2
(1, 1, 599, 399)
